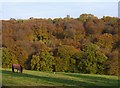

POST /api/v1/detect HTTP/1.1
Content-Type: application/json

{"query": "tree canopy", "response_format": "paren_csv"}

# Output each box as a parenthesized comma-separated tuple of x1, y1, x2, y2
(2, 14, 119, 75)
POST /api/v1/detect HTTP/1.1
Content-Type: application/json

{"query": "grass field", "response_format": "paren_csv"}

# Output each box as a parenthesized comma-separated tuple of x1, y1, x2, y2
(1, 68, 119, 88)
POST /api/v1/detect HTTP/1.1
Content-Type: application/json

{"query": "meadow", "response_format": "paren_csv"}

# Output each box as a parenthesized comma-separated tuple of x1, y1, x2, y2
(1, 68, 119, 88)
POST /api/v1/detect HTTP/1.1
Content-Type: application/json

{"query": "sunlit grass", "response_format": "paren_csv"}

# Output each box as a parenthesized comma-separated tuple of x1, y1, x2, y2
(2, 68, 119, 87)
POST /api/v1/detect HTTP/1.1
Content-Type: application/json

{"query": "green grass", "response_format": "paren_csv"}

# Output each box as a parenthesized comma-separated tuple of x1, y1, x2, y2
(1, 68, 119, 88)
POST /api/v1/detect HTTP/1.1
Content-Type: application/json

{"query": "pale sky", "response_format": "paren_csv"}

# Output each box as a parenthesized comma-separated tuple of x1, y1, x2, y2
(0, 0, 119, 2)
(0, 0, 119, 20)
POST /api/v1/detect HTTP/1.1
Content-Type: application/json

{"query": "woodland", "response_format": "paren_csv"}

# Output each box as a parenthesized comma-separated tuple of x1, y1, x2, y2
(2, 14, 120, 75)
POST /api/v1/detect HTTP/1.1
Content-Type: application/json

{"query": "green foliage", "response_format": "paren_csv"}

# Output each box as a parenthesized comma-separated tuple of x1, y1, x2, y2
(73, 43, 108, 74)
(56, 45, 78, 72)
(31, 51, 54, 71)
(2, 48, 10, 68)
(2, 48, 19, 68)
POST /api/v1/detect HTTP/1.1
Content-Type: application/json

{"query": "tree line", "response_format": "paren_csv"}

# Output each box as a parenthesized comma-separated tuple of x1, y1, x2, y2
(2, 14, 120, 75)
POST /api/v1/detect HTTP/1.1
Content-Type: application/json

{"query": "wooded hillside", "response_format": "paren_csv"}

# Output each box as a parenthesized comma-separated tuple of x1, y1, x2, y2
(2, 14, 120, 75)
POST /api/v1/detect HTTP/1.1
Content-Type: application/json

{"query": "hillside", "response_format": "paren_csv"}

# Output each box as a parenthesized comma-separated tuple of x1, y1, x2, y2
(2, 14, 120, 75)
(1, 68, 119, 87)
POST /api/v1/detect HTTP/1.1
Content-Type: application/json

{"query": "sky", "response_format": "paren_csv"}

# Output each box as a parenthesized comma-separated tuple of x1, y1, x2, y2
(0, 0, 119, 2)
(0, 0, 119, 20)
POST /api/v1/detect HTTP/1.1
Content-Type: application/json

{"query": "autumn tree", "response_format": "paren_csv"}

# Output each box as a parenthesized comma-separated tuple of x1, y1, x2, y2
(1, 15, 119, 75)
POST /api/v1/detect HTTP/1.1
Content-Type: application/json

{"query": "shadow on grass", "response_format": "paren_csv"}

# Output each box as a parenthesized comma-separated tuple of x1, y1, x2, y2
(1, 70, 119, 88)
(63, 73, 119, 86)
